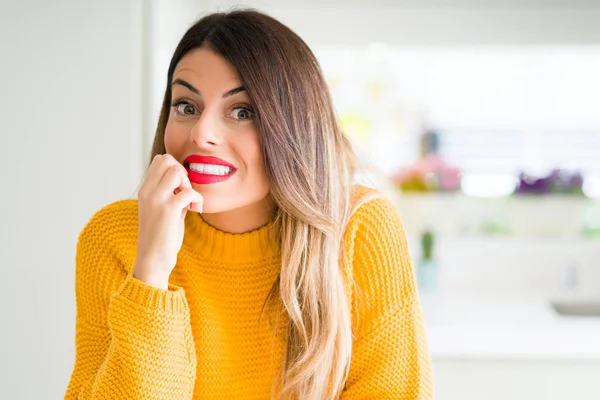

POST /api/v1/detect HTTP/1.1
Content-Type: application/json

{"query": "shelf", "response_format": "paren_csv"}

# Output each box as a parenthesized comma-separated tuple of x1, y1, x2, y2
(392, 192, 600, 239)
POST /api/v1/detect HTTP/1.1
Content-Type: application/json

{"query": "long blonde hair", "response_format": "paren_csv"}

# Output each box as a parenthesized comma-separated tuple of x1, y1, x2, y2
(150, 10, 359, 399)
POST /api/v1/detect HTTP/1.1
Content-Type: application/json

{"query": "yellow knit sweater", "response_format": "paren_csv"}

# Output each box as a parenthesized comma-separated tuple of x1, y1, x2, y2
(64, 186, 433, 399)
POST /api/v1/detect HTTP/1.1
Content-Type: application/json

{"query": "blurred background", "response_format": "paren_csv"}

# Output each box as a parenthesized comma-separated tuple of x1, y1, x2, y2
(2, 0, 600, 398)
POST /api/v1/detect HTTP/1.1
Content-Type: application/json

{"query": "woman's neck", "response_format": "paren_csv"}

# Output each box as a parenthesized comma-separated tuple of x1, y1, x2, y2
(200, 196, 276, 234)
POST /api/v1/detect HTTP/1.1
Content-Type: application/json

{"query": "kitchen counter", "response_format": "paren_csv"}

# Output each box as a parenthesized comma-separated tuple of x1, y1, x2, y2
(420, 291, 600, 361)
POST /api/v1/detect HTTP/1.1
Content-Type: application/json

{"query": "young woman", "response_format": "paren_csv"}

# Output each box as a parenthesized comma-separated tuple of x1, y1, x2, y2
(65, 9, 433, 400)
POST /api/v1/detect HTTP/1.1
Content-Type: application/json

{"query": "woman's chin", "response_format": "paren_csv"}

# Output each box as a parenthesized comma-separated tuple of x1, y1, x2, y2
(198, 201, 231, 215)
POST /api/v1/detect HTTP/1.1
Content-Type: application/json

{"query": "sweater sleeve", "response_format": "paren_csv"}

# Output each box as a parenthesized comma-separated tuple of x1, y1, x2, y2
(64, 205, 197, 400)
(341, 196, 434, 399)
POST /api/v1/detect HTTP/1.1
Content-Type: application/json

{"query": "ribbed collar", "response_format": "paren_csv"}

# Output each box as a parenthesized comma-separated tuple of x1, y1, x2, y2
(183, 211, 281, 264)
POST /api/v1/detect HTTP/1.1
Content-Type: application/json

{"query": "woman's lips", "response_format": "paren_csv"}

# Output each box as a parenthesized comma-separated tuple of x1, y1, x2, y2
(186, 168, 235, 184)
(183, 154, 237, 185)
(183, 154, 236, 169)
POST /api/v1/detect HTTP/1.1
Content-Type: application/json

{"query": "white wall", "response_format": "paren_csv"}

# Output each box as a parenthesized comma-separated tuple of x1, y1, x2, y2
(147, 0, 205, 149)
(196, 0, 600, 47)
(0, 0, 145, 398)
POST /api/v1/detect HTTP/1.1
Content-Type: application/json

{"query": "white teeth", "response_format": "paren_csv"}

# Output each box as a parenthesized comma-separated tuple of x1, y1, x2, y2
(188, 163, 233, 175)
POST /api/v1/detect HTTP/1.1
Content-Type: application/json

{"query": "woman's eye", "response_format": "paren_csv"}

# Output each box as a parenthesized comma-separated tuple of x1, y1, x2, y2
(173, 101, 198, 116)
(231, 106, 255, 121)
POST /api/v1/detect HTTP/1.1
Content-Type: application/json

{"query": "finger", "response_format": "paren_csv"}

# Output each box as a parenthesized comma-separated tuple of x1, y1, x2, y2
(186, 200, 203, 213)
(170, 188, 204, 212)
(141, 154, 167, 191)
(157, 165, 188, 200)
(146, 154, 184, 192)
(171, 168, 193, 198)
(173, 173, 191, 195)
(178, 169, 192, 191)
(157, 156, 187, 189)
(189, 202, 202, 213)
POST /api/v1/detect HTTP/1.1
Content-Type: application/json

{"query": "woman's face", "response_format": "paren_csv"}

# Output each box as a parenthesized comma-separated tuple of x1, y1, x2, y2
(165, 47, 270, 215)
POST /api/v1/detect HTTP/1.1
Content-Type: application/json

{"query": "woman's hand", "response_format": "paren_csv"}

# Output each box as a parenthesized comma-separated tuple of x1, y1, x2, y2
(134, 154, 203, 290)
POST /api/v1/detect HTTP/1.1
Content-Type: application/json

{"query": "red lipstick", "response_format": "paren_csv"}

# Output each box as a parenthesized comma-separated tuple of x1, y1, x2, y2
(183, 155, 236, 185)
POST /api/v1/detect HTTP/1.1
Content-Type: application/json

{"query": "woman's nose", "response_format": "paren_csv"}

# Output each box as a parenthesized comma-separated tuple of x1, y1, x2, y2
(189, 113, 223, 148)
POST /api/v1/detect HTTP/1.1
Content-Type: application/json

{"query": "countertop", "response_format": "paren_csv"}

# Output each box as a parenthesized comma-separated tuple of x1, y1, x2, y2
(421, 291, 600, 361)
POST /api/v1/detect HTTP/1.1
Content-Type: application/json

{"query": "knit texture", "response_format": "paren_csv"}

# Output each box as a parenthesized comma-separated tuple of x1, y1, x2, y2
(64, 185, 433, 399)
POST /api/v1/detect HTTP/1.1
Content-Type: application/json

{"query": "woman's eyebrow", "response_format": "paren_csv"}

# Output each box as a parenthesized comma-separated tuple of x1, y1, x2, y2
(171, 78, 245, 98)
(171, 78, 199, 95)
(222, 86, 246, 98)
